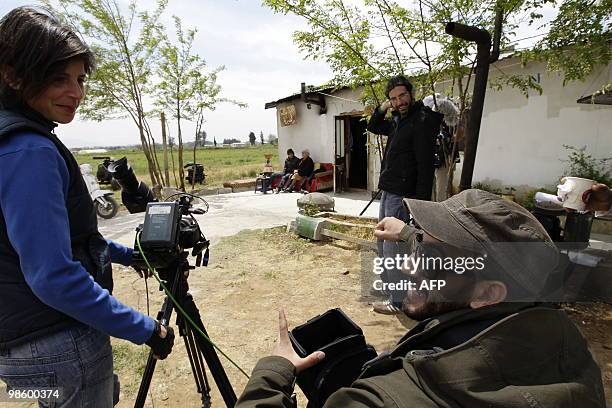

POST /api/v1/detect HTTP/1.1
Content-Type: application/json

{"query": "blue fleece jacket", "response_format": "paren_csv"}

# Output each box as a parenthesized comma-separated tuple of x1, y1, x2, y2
(0, 131, 155, 344)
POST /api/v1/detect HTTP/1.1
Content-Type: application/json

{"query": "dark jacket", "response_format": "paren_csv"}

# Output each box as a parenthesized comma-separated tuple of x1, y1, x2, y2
(0, 107, 112, 346)
(368, 101, 443, 199)
(297, 156, 314, 177)
(283, 156, 300, 175)
(236, 304, 605, 407)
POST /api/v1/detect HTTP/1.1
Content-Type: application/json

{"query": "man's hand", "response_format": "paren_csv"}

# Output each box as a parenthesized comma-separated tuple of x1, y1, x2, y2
(146, 321, 175, 360)
(374, 217, 407, 241)
(583, 184, 612, 212)
(272, 310, 325, 374)
(380, 100, 391, 113)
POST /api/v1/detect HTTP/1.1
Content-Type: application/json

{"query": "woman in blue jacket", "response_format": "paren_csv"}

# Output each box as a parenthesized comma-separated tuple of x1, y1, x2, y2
(0, 7, 173, 407)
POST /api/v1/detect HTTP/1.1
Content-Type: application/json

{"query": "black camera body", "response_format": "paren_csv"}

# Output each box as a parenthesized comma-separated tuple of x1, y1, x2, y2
(132, 199, 209, 271)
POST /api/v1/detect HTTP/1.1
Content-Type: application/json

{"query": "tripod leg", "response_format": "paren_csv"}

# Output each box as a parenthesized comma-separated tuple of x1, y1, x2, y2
(134, 295, 175, 408)
(134, 269, 182, 408)
(181, 319, 212, 407)
(359, 189, 381, 216)
(181, 294, 237, 407)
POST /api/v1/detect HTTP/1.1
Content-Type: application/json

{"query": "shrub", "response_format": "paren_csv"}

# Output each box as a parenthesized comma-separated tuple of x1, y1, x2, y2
(472, 182, 501, 194)
(303, 203, 321, 217)
(563, 145, 611, 186)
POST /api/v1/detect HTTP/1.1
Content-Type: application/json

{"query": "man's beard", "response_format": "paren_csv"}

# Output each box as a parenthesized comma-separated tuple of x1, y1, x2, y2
(399, 277, 473, 321)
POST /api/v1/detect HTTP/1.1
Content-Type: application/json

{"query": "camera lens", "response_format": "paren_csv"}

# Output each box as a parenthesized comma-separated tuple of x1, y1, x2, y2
(107, 157, 139, 192)
(107, 157, 156, 213)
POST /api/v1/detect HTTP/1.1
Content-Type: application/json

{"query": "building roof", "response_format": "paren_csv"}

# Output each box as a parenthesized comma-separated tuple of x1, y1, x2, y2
(264, 84, 342, 109)
(577, 87, 612, 105)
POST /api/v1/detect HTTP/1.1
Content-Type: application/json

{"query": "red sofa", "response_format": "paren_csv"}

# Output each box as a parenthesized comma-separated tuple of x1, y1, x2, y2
(301, 163, 334, 192)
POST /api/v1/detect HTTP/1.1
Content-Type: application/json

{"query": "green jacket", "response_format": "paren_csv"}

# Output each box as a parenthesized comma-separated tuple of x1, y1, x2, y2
(235, 305, 605, 407)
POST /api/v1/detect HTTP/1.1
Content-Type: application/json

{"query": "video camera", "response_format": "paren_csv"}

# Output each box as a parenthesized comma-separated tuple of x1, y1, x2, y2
(104, 156, 210, 270)
(131, 196, 209, 271)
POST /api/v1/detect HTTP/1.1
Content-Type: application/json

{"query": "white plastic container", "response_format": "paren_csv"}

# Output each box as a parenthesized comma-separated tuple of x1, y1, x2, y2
(557, 177, 597, 211)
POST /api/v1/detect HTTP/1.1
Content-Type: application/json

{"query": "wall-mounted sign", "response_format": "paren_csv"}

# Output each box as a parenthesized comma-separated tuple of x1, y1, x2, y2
(279, 104, 297, 127)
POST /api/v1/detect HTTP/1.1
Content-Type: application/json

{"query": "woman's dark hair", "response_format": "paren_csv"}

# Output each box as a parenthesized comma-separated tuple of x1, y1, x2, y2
(0, 7, 95, 108)
(287, 148, 294, 155)
(385, 75, 413, 98)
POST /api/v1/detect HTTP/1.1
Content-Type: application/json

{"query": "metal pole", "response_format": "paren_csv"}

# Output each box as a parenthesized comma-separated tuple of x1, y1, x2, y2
(445, 5, 503, 191)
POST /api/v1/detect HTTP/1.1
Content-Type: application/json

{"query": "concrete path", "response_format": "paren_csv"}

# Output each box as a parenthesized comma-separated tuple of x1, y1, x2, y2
(99, 190, 379, 247)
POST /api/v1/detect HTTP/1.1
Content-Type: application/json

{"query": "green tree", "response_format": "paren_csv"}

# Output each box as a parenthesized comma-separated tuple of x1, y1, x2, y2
(155, 16, 243, 190)
(45, 0, 168, 186)
(520, 0, 611, 86)
(264, 0, 506, 103)
(267, 133, 278, 145)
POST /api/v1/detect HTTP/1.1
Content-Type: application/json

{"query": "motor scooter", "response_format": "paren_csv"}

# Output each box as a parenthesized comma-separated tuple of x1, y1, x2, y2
(80, 163, 119, 219)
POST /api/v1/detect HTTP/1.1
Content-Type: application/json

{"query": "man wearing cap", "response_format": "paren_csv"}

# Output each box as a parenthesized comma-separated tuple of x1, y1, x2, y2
(235, 189, 605, 408)
(368, 75, 444, 314)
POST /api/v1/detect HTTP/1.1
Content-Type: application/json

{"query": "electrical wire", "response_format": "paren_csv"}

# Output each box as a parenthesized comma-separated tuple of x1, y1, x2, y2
(316, 91, 362, 103)
(135, 231, 250, 379)
(163, 192, 210, 214)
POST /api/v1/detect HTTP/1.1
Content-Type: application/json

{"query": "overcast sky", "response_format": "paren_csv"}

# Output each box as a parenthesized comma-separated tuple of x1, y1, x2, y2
(1, 1, 555, 148)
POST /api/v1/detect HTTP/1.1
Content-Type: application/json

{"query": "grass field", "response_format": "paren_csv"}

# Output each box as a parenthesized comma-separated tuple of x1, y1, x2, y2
(76, 144, 280, 188)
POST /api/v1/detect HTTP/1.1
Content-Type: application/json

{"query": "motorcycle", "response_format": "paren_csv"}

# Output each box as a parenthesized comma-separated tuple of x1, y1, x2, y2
(80, 163, 119, 219)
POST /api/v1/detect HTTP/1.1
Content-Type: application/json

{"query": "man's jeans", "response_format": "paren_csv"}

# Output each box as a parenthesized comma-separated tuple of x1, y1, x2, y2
(377, 191, 411, 302)
(0, 323, 114, 408)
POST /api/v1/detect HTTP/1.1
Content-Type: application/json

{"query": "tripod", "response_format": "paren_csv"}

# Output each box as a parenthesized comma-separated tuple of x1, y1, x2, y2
(135, 252, 237, 408)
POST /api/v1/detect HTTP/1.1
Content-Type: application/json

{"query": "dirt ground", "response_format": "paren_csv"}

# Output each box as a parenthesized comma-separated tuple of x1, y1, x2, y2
(106, 227, 611, 407)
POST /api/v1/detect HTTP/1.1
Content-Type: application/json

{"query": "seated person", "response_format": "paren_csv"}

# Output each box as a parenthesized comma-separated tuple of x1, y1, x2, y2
(274, 148, 300, 193)
(283, 149, 314, 192)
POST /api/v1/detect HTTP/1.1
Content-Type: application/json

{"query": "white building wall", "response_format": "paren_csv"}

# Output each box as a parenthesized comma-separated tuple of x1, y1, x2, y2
(275, 88, 364, 165)
(462, 59, 611, 191)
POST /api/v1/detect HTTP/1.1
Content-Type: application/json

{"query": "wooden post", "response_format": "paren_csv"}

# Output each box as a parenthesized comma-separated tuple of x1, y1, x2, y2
(161, 112, 170, 186)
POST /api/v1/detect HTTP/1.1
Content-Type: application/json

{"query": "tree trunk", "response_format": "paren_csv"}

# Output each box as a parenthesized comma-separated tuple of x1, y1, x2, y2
(161, 112, 170, 186)
(170, 145, 178, 187)
(177, 119, 185, 191)
(137, 116, 158, 186)
(192, 143, 197, 192)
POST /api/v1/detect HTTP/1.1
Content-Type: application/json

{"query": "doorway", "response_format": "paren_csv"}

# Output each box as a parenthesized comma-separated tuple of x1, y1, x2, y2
(334, 115, 368, 192)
